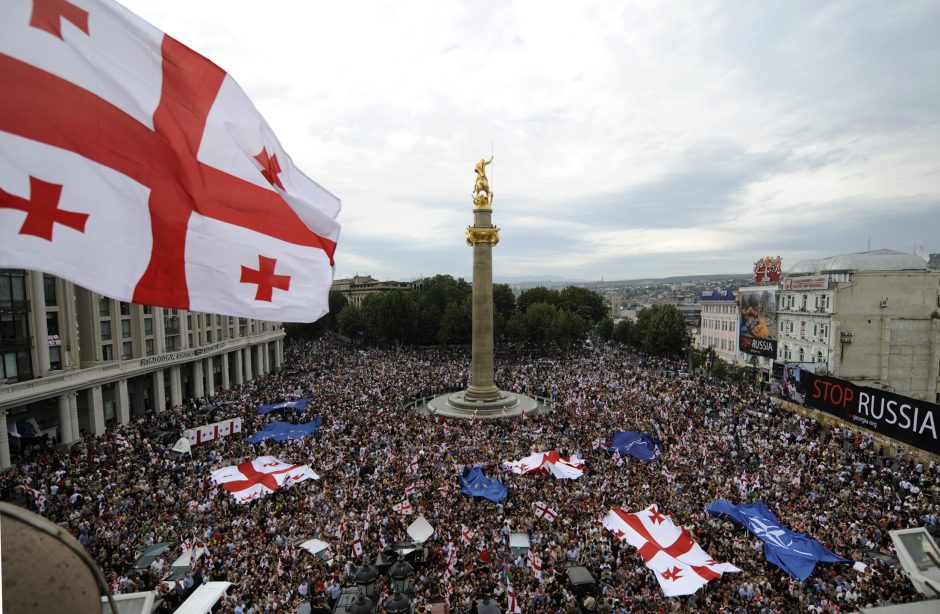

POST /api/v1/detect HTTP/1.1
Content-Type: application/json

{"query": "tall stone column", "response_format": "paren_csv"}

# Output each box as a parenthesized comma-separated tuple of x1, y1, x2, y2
(255, 344, 265, 377)
(29, 271, 50, 376)
(221, 352, 231, 390)
(153, 370, 166, 413)
(68, 392, 79, 440)
(244, 347, 253, 381)
(234, 350, 244, 385)
(89, 386, 105, 436)
(0, 410, 10, 469)
(58, 394, 74, 444)
(464, 201, 500, 401)
(169, 365, 182, 407)
(193, 360, 204, 398)
(115, 379, 130, 425)
(205, 358, 215, 397)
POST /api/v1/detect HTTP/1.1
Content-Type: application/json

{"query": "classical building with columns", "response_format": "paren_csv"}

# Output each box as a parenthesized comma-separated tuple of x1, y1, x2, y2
(0, 269, 285, 469)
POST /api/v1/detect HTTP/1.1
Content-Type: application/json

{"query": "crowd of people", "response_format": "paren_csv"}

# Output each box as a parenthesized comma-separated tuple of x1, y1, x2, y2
(2, 334, 937, 613)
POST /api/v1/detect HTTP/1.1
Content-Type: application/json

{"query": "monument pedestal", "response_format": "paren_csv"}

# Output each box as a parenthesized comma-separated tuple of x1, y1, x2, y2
(426, 389, 539, 420)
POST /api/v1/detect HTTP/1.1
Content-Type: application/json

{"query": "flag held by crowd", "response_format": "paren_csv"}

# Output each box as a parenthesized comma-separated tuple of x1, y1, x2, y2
(534, 501, 558, 522)
(0, 0, 340, 322)
(604, 505, 740, 597)
(707, 500, 851, 581)
(257, 398, 314, 414)
(245, 418, 321, 443)
(210, 456, 319, 504)
(503, 451, 585, 480)
(606, 431, 664, 461)
(459, 466, 508, 502)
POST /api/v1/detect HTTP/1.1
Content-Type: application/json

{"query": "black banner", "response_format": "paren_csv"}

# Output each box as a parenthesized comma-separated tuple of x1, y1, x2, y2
(739, 335, 777, 358)
(801, 371, 939, 455)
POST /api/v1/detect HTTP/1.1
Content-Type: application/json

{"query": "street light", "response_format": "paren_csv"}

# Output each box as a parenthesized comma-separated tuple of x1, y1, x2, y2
(388, 560, 414, 596)
(354, 563, 380, 600)
(384, 592, 411, 614)
(347, 595, 374, 614)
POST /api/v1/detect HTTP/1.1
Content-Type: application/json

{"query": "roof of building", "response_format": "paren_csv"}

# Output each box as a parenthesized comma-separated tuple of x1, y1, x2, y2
(788, 249, 929, 274)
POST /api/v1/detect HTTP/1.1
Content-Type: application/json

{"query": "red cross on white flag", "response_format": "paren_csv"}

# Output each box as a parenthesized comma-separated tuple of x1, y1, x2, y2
(209, 455, 319, 504)
(0, 0, 340, 322)
(534, 501, 558, 522)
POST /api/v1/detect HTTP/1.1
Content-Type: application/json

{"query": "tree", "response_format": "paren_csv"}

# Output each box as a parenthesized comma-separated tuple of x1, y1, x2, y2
(523, 302, 559, 346)
(516, 286, 560, 314)
(337, 304, 366, 341)
(630, 305, 687, 355)
(596, 316, 614, 341)
(492, 283, 515, 342)
(416, 303, 443, 345)
(374, 290, 417, 346)
(612, 319, 632, 344)
(552, 309, 589, 348)
(559, 286, 607, 325)
(438, 299, 471, 345)
(283, 290, 347, 339)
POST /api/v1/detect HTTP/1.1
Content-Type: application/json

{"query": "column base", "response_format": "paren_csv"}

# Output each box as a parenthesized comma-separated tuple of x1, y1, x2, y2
(425, 390, 541, 419)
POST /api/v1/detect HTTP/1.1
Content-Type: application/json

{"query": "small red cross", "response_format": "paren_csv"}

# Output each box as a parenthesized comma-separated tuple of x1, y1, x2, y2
(255, 147, 284, 190)
(661, 566, 683, 582)
(240, 255, 290, 302)
(704, 559, 717, 566)
(0, 176, 89, 241)
(648, 506, 666, 525)
(30, 0, 89, 40)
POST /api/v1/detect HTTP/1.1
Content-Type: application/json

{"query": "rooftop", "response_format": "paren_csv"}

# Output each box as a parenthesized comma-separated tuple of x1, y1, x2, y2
(789, 249, 929, 274)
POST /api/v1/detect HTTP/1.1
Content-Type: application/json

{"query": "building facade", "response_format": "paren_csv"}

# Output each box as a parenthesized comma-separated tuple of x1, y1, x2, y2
(696, 291, 739, 363)
(779, 250, 940, 402)
(0, 269, 285, 468)
(331, 275, 415, 309)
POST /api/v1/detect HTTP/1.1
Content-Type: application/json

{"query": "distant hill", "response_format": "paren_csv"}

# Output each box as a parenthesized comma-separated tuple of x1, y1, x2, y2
(497, 273, 750, 289)
(495, 275, 586, 284)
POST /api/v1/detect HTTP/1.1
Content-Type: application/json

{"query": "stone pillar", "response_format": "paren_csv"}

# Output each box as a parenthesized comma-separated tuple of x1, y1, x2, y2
(243, 347, 253, 381)
(0, 410, 10, 470)
(153, 369, 166, 414)
(180, 310, 190, 349)
(115, 379, 130, 425)
(221, 352, 231, 390)
(58, 395, 74, 444)
(205, 358, 215, 397)
(274, 339, 283, 370)
(89, 386, 106, 436)
(169, 365, 182, 407)
(29, 271, 51, 376)
(464, 204, 500, 401)
(234, 350, 244, 385)
(131, 378, 146, 417)
(256, 344, 265, 377)
(68, 392, 79, 440)
(193, 360, 205, 398)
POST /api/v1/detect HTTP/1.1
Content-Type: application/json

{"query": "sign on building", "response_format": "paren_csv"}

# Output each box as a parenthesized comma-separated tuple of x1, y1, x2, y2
(782, 275, 829, 291)
(738, 288, 777, 358)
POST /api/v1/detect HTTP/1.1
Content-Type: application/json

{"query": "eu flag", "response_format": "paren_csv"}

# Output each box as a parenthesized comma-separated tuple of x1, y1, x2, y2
(460, 466, 507, 503)
(707, 499, 851, 580)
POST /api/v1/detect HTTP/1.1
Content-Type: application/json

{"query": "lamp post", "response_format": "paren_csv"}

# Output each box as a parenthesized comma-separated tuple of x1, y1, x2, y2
(347, 595, 374, 614)
(384, 592, 411, 614)
(388, 560, 414, 597)
(354, 563, 380, 601)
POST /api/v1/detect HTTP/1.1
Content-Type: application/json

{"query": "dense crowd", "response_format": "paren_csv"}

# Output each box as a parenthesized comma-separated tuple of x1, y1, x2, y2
(2, 334, 937, 613)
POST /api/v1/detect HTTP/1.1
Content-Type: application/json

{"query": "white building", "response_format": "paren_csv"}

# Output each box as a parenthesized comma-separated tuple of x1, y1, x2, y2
(779, 250, 940, 402)
(696, 291, 739, 363)
(0, 269, 285, 468)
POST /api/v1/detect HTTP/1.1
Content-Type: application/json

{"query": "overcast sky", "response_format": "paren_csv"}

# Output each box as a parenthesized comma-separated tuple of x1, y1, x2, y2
(123, 0, 940, 282)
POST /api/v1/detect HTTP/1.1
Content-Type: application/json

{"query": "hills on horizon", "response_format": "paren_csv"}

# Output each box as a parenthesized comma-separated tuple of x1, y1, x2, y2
(494, 273, 751, 288)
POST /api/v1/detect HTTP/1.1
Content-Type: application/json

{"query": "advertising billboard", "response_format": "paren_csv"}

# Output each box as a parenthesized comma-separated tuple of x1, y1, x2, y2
(753, 256, 782, 283)
(738, 289, 777, 358)
(782, 275, 829, 291)
(800, 371, 938, 455)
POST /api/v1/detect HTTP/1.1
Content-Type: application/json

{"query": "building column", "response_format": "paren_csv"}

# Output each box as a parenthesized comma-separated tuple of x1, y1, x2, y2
(193, 360, 205, 398)
(274, 339, 283, 370)
(153, 369, 166, 414)
(0, 410, 10, 470)
(29, 271, 51, 376)
(89, 386, 106, 436)
(205, 358, 216, 397)
(115, 379, 130, 425)
(180, 310, 190, 349)
(58, 395, 74, 444)
(68, 392, 79, 440)
(221, 352, 231, 390)
(255, 344, 265, 377)
(131, 378, 146, 418)
(169, 365, 182, 407)
(234, 350, 244, 385)
(243, 347, 253, 381)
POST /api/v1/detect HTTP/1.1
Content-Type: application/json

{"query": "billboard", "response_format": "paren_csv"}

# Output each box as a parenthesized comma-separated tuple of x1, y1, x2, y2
(800, 371, 938, 455)
(783, 275, 829, 291)
(753, 256, 782, 283)
(738, 289, 777, 358)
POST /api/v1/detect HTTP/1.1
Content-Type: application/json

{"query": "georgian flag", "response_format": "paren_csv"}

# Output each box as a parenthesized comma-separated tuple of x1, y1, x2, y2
(352, 537, 363, 558)
(0, 0, 340, 322)
(503, 451, 586, 480)
(406, 456, 419, 475)
(506, 581, 521, 614)
(526, 551, 542, 579)
(404, 484, 416, 498)
(392, 499, 413, 516)
(461, 525, 475, 547)
(210, 456, 319, 504)
(603, 505, 740, 597)
(534, 501, 558, 522)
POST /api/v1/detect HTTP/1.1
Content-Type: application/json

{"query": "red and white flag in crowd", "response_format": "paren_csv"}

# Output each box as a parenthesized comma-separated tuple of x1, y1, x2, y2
(603, 505, 740, 597)
(443, 546, 458, 580)
(0, 0, 340, 322)
(352, 537, 363, 558)
(534, 501, 558, 522)
(210, 456, 319, 504)
(392, 499, 413, 516)
(526, 551, 543, 579)
(613, 450, 624, 467)
(506, 581, 521, 613)
(25, 486, 46, 512)
(406, 456, 419, 475)
(461, 524, 475, 547)
(404, 484, 416, 498)
(503, 451, 586, 480)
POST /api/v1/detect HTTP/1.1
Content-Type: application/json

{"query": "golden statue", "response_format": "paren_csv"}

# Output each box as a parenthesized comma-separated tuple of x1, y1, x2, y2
(472, 156, 493, 209)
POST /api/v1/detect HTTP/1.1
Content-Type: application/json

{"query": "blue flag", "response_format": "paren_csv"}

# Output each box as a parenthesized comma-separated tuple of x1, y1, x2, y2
(257, 397, 313, 414)
(460, 466, 507, 503)
(246, 418, 322, 444)
(606, 431, 664, 461)
(707, 499, 850, 580)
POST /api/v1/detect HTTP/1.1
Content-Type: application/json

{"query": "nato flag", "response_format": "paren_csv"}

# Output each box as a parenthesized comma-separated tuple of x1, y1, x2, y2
(707, 499, 851, 581)
(460, 466, 508, 503)
(607, 431, 664, 461)
(246, 418, 322, 444)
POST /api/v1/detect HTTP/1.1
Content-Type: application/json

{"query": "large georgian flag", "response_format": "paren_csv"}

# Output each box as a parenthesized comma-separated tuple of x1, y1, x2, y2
(603, 505, 740, 597)
(210, 456, 319, 504)
(0, 0, 340, 322)
(503, 450, 586, 479)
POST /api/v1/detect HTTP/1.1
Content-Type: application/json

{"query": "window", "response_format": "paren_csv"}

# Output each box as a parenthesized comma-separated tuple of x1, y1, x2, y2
(122, 341, 132, 359)
(206, 329, 213, 342)
(101, 344, 113, 361)
(1, 311, 29, 340)
(98, 297, 111, 316)
(143, 305, 153, 315)
(121, 319, 131, 338)
(45, 312, 59, 336)
(100, 320, 112, 341)
(145, 338, 154, 356)
(43, 276, 57, 306)
(49, 345, 61, 370)
(144, 318, 153, 336)
(798, 347, 805, 362)
(120, 301, 131, 316)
